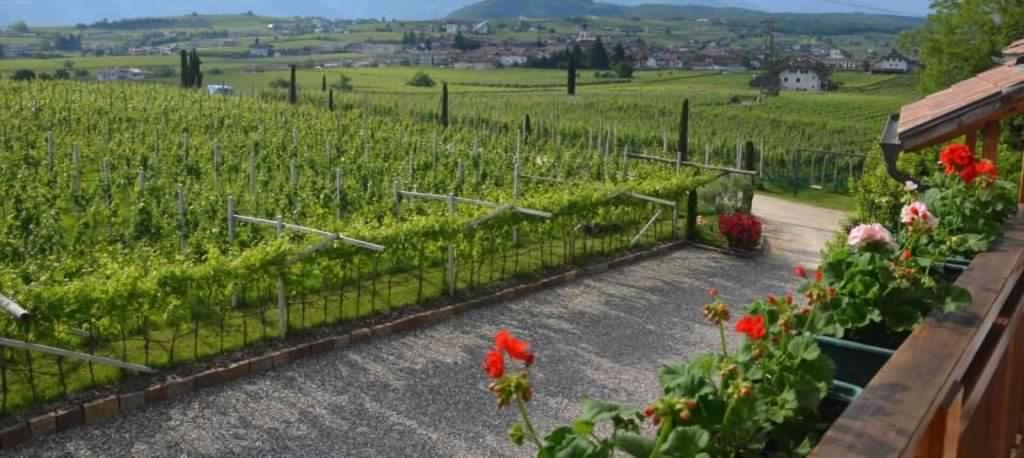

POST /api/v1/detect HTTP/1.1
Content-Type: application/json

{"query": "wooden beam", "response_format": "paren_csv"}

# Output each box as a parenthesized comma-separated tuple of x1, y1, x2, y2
(904, 100, 1024, 153)
(982, 121, 1001, 162)
(965, 130, 978, 153)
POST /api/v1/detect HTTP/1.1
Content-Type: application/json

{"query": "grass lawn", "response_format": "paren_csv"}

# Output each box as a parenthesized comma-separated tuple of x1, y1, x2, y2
(756, 184, 857, 213)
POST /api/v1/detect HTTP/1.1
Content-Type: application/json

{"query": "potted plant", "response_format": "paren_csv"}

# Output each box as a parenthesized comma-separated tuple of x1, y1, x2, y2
(717, 211, 763, 256)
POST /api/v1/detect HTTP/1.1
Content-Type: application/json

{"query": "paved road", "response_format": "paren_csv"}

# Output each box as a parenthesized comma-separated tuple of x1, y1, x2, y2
(752, 194, 847, 267)
(14, 201, 843, 458)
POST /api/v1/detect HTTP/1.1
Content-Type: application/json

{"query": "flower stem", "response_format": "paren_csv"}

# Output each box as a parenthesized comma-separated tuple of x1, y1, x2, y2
(515, 394, 544, 450)
(718, 322, 729, 356)
(649, 417, 672, 458)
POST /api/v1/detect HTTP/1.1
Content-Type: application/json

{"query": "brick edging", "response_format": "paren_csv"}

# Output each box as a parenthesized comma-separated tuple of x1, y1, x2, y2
(0, 239, 690, 450)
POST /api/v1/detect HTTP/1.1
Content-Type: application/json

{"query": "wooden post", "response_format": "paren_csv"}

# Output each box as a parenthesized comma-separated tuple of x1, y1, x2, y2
(226, 196, 235, 242)
(678, 99, 689, 163)
(328, 88, 334, 112)
(742, 141, 756, 213)
(916, 385, 963, 458)
(250, 142, 258, 194)
(335, 168, 343, 219)
(441, 82, 449, 128)
(288, 65, 297, 105)
(71, 144, 80, 196)
(966, 130, 978, 153)
(686, 191, 698, 241)
(177, 184, 187, 255)
(213, 142, 221, 187)
(982, 121, 1001, 162)
(393, 180, 401, 219)
(446, 193, 456, 296)
(276, 216, 287, 336)
(567, 49, 576, 96)
(46, 131, 54, 176)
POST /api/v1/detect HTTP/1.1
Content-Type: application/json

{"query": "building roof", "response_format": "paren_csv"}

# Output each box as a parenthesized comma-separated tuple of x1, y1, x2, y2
(1005, 38, 1024, 61)
(883, 38, 1024, 153)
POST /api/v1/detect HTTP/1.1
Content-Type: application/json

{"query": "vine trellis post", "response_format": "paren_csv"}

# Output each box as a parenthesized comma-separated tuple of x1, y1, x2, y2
(227, 198, 384, 337)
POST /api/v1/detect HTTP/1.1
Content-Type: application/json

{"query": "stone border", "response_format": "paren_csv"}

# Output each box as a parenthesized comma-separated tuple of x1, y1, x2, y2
(0, 239, 689, 450)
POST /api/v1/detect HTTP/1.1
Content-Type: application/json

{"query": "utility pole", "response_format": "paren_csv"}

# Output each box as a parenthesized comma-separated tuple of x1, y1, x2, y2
(761, 18, 776, 67)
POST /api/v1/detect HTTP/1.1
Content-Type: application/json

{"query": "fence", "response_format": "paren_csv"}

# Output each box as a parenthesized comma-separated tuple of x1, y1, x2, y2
(813, 210, 1024, 457)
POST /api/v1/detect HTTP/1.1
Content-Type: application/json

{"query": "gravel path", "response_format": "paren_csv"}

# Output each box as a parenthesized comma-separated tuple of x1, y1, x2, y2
(753, 194, 847, 267)
(12, 248, 802, 458)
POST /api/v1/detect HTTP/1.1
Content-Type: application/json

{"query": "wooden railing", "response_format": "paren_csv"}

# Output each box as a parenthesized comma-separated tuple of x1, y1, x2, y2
(813, 209, 1024, 457)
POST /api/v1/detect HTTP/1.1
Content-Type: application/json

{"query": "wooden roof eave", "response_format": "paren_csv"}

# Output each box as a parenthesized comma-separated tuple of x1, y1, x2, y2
(880, 84, 1024, 186)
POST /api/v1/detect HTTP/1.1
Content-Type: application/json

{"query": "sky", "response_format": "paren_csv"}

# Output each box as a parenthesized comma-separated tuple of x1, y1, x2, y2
(0, 0, 932, 26)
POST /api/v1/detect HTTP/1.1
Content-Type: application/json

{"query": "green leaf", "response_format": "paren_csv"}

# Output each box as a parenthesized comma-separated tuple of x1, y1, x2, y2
(659, 426, 711, 457)
(787, 335, 821, 361)
(578, 399, 638, 424)
(612, 433, 654, 457)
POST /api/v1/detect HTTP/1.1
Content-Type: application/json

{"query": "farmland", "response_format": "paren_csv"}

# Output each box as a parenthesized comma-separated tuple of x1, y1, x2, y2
(0, 48, 919, 417)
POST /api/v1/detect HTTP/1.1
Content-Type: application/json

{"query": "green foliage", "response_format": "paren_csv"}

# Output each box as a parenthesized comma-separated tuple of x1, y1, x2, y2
(909, 0, 1024, 93)
(9, 20, 30, 33)
(920, 172, 1017, 257)
(612, 62, 634, 79)
(331, 74, 353, 91)
(268, 78, 290, 89)
(11, 69, 36, 81)
(407, 71, 436, 87)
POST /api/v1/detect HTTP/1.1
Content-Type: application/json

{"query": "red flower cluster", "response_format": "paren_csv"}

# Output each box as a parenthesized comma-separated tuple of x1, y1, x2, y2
(735, 315, 766, 341)
(718, 212, 763, 250)
(939, 144, 998, 184)
(482, 329, 535, 379)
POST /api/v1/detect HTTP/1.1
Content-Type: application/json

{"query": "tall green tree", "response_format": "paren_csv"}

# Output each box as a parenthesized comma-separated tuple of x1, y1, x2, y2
(611, 42, 627, 66)
(180, 50, 191, 88)
(589, 37, 610, 70)
(909, 0, 1024, 94)
(189, 49, 202, 88)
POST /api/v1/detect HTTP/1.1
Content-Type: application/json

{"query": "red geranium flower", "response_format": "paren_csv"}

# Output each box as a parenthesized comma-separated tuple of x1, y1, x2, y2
(814, 270, 824, 282)
(708, 287, 718, 298)
(940, 144, 975, 173)
(735, 315, 766, 341)
(482, 347, 504, 379)
(496, 329, 535, 366)
(793, 265, 807, 278)
(959, 164, 979, 184)
(976, 159, 998, 180)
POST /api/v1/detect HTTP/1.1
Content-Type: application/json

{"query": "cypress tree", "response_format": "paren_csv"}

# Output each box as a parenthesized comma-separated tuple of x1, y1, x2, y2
(180, 50, 190, 88)
(190, 49, 202, 88)
(322, 75, 327, 92)
(328, 88, 334, 111)
(440, 82, 449, 128)
(678, 99, 689, 161)
(288, 65, 297, 104)
(524, 114, 532, 138)
(567, 50, 577, 96)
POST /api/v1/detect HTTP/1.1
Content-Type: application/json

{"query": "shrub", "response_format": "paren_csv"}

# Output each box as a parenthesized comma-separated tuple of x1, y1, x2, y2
(331, 74, 353, 92)
(407, 71, 436, 87)
(208, 68, 224, 75)
(268, 78, 290, 89)
(718, 212, 762, 250)
(11, 69, 36, 81)
(613, 62, 634, 78)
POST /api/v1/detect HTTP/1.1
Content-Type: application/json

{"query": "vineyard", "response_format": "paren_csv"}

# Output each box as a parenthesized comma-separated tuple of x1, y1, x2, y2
(0, 80, 714, 417)
(0, 69, 913, 418)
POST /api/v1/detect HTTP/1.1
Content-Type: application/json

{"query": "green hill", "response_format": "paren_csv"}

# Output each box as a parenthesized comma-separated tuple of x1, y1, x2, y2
(448, 0, 923, 35)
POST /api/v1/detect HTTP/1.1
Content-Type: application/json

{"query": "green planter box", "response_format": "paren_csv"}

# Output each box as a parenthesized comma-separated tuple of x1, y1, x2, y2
(815, 335, 896, 389)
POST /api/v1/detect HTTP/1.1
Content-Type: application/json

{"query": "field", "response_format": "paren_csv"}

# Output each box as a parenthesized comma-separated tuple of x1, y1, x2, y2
(0, 58, 918, 418)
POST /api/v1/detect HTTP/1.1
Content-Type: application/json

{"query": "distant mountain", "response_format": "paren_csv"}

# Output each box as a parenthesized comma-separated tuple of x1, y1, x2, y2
(0, 0, 926, 26)
(447, 0, 923, 35)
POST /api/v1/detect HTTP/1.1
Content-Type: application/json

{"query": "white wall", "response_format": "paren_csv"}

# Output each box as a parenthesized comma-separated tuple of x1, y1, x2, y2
(876, 58, 909, 72)
(779, 69, 821, 91)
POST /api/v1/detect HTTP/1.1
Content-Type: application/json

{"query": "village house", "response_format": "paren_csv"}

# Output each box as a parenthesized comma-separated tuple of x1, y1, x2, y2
(823, 49, 861, 71)
(498, 54, 528, 67)
(472, 21, 491, 35)
(779, 64, 828, 91)
(871, 49, 921, 74)
(97, 68, 146, 82)
(249, 42, 274, 58)
(445, 22, 471, 34)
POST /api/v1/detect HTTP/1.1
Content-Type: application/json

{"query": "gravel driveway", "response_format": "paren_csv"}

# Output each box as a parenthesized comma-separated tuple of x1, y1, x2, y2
(11, 246, 807, 458)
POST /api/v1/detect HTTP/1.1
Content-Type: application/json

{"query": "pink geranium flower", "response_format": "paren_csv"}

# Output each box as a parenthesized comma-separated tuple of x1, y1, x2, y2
(900, 201, 938, 228)
(847, 223, 897, 250)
